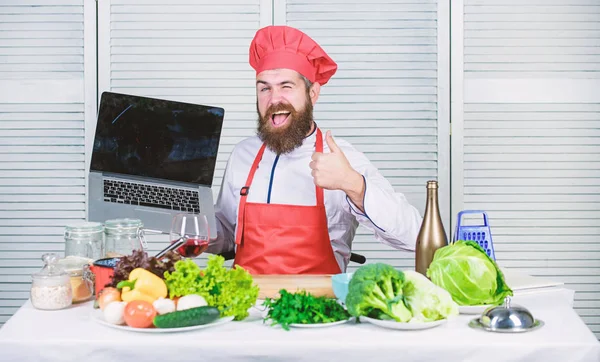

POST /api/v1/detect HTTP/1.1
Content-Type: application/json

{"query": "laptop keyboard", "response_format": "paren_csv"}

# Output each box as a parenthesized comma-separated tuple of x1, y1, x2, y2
(103, 179, 200, 213)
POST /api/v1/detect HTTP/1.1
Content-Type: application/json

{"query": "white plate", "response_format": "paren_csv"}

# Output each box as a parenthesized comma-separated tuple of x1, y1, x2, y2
(458, 305, 493, 315)
(91, 309, 234, 333)
(289, 318, 352, 329)
(360, 316, 447, 330)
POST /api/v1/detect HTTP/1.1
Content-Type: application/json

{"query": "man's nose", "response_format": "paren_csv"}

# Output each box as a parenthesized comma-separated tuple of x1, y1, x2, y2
(270, 88, 284, 104)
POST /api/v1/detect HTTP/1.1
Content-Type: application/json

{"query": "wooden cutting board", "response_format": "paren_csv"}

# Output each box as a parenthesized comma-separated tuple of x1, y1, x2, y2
(252, 274, 335, 299)
(501, 268, 564, 291)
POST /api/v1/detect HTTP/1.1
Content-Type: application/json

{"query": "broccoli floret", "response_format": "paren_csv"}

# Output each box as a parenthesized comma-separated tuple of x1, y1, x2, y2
(345, 263, 412, 322)
(353, 263, 405, 298)
(346, 280, 389, 315)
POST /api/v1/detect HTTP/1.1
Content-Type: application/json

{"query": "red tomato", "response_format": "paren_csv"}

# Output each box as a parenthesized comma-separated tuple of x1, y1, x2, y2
(124, 301, 157, 328)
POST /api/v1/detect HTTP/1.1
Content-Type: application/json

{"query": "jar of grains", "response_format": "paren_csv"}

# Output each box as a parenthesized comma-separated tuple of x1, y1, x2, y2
(30, 253, 73, 311)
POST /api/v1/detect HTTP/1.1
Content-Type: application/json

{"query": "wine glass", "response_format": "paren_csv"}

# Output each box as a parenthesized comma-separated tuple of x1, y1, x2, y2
(169, 213, 210, 258)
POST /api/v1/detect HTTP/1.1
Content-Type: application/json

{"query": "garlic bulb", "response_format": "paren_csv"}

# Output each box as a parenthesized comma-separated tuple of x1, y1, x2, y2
(153, 298, 176, 315)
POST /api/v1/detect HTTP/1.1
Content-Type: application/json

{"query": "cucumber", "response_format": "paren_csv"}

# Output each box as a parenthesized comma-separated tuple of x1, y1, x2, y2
(153, 306, 220, 329)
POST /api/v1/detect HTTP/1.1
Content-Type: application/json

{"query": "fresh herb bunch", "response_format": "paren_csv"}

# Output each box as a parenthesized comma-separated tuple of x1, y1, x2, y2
(263, 289, 350, 331)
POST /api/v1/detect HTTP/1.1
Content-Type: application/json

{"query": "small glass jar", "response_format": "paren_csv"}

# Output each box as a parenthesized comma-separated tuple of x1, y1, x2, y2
(31, 253, 73, 311)
(64, 222, 104, 260)
(57, 256, 94, 303)
(104, 218, 147, 257)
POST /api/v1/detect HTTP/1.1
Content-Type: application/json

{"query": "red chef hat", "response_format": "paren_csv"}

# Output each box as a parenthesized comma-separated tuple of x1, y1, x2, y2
(249, 25, 337, 86)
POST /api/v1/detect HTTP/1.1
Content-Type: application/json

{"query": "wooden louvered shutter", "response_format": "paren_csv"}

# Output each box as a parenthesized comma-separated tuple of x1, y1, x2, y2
(452, 0, 600, 337)
(0, 0, 91, 326)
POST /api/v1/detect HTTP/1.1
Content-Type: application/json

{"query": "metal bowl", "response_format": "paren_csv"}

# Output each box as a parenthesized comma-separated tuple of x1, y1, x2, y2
(468, 297, 544, 333)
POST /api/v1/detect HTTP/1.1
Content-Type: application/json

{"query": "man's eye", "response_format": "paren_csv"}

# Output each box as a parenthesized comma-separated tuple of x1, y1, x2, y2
(283, 85, 292, 89)
(260, 87, 270, 92)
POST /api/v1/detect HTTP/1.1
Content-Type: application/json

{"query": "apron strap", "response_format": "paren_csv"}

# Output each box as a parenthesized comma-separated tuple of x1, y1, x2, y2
(234, 128, 325, 245)
(314, 128, 324, 207)
(235, 143, 267, 245)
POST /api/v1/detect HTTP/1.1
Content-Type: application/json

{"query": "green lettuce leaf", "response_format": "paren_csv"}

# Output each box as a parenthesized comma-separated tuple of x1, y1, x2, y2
(163, 255, 259, 321)
(402, 270, 458, 322)
(195, 255, 259, 321)
(163, 258, 203, 297)
(426, 240, 513, 306)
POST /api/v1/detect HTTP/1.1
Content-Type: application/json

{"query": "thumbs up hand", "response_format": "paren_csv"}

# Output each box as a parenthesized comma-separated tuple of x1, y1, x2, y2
(310, 130, 361, 192)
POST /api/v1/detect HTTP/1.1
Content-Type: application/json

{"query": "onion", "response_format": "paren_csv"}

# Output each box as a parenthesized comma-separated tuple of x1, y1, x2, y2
(177, 294, 207, 311)
(98, 287, 122, 310)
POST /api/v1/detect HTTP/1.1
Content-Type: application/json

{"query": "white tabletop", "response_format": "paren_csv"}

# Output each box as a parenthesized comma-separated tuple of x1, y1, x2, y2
(0, 287, 598, 362)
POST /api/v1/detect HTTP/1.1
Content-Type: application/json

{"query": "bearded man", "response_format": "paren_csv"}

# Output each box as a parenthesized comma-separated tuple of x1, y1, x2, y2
(207, 25, 422, 274)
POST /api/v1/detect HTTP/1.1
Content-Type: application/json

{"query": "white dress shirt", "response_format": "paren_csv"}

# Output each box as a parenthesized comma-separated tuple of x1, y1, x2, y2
(208, 128, 422, 272)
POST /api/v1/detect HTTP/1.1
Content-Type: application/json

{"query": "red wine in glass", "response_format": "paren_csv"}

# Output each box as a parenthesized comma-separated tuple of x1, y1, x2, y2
(170, 213, 210, 258)
(172, 237, 209, 258)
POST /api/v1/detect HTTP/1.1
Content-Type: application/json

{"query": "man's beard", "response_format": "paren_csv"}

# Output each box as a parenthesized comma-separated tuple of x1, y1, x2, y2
(256, 98, 314, 155)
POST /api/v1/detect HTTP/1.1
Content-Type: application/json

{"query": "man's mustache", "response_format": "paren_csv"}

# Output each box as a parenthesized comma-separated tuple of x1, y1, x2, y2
(264, 103, 296, 120)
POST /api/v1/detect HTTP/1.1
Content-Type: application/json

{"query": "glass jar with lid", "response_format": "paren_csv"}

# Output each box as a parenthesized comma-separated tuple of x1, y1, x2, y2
(57, 256, 94, 303)
(31, 253, 73, 310)
(104, 218, 147, 257)
(64, 222, 104, 260)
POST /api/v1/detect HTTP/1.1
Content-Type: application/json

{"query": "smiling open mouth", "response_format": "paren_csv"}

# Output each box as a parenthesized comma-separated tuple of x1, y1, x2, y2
(271, 111, 291, 128)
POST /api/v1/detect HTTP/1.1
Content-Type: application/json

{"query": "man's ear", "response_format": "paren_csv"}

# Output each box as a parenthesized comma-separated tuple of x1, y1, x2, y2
(309, 82, 321, 105)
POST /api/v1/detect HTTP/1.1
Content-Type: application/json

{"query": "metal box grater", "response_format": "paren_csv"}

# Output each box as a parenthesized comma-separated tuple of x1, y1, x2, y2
(453, 210, 496, 261)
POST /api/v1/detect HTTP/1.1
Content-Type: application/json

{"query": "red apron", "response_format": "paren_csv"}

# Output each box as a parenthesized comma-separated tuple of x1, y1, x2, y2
(233, 128, 342, 275)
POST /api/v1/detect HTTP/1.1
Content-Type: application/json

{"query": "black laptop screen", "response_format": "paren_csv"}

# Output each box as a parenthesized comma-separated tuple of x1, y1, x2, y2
(91, 92, 224, 186)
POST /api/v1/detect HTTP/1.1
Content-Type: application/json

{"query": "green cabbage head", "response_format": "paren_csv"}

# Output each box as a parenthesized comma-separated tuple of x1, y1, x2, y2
(426, 240, 513, 306)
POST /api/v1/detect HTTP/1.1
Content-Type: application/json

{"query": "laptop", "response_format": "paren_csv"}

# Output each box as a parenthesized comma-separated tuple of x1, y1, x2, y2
(88, 91, 224, 239)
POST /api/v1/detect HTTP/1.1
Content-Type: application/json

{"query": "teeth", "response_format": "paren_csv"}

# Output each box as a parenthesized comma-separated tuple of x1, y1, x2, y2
(274, 111, 290, 115)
